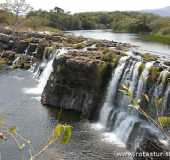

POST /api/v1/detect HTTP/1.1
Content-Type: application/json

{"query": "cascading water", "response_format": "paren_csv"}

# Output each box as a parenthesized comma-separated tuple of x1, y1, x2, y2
(23, 48, 68, 95)
(129, 61, 142, 97)
(136, 61, 154, 99)
(99, 56, 129, 127)
(94, 54, 169, 148)
(23, 56, 55, 95)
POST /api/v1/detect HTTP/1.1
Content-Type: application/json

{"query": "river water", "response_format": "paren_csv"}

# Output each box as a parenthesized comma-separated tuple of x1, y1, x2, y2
(68, 30, 170, 58)
(1, 30, 170, 160)
(0, 69, 131, 160)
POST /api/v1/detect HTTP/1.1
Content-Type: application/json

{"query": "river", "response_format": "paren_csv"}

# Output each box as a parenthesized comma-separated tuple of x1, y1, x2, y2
(1, 29, 170, 160)
(68, 30, 170, 58)
(0, 69, 130, 160)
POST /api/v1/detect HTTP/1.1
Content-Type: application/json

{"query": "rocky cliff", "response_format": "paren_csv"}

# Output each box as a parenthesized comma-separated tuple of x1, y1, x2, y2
(41, 50, 121, 119)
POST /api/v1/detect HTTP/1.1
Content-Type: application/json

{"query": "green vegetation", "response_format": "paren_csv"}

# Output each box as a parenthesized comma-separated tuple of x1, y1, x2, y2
(141, 34, 170, 45)
(148, 66, 162, 82)
(119, 84, 170, 137)
(0, 111, 72, 159)
(1, 3, 170, 43)
(138, 63, 145, 75)
(73, 43, 86, 49)
(142, 53, 158, 62)
(102, 51, 120, 67)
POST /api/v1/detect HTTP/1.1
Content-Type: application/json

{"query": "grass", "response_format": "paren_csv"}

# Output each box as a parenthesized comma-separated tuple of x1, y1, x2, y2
(141, 34, 170, 45)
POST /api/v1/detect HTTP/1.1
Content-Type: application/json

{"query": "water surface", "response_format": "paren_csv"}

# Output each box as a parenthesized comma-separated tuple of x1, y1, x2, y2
(68, 30, 170, 58)
(0, 69, 130, 160)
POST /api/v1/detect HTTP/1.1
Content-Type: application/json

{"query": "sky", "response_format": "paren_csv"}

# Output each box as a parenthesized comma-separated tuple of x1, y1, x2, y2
(1, 0, 170, 13)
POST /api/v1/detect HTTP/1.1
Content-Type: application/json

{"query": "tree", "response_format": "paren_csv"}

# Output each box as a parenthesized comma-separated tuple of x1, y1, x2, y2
(0, 0, 32, 28)
(53, 6, 64, 14)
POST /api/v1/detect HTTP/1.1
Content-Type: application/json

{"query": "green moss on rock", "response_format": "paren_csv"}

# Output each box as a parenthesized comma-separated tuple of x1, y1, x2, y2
(101, 51, 120, 68)
(138, 63, 145, 76)
(73, 43, 86, 49)
(142, 53, 158, 62)
(148, 66, 162, 82)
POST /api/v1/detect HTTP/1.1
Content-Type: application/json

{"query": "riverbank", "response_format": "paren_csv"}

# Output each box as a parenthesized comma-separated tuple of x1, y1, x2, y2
(140, 34, 170, 45)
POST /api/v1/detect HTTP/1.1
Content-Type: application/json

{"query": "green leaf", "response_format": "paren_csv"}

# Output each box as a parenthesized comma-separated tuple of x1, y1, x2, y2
(121, 84, 129, 91)
(131, 99, 140, 110)
(18, 143, 25, 150)
(142, 93, 149, 103)
(53, 124, 64, 139)
(119, 89, 128, 95)
(9, 126, 17, 135)
(158, 116, 170, 127)
(61, 125, 72, 144)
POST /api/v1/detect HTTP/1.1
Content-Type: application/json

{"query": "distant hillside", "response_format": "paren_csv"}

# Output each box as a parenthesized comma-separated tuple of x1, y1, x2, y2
(142, 6, 170, 17)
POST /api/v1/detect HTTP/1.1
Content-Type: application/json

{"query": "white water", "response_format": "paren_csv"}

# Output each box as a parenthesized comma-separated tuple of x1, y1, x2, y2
(129, 61, 142, 97)
(99, 56, 129, 127)
(23, 57, 55, 95)
(114, 115, 138, 143)
(23, 48, 68, 96)
(94, 57, 155, 147)
(136, 62, 154, 99)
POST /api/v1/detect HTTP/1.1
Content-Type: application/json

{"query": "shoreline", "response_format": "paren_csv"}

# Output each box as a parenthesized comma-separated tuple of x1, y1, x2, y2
(140, 34, 170, 45)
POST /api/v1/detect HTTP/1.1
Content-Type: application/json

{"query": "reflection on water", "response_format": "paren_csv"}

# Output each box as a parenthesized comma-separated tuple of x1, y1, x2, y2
(0, 70, 131, 160)
(68, 29, 170, 58)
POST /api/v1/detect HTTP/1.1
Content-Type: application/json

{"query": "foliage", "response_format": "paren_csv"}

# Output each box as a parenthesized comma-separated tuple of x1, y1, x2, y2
(138, 63, 145, 75)
(0, 9, 15, 25)
(1, 5, 170, 39)
(158, 117, 170, 127)
(141, 34, 170, 45)
(0, 0, 32, 17)
(119, 84, 170, 137)
(142, 53, 158, 62)
(148, 66, 162, 82)
(0, 112, 73, 160)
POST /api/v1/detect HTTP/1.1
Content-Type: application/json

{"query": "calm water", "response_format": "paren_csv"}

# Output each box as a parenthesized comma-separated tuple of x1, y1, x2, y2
(68, 30, 170, 58)
(0, 69, 130, 160)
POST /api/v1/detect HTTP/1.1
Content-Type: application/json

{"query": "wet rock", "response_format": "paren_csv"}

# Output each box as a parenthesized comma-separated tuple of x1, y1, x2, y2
(0, 50, 16, 65)
(133, 132, 170, 160)
(41, 51, 114, 118)
(36, 39, 49, 60)
(26, 43, 38, 55)
(12, 55, 32, 69)
(14, 40, 29, 53)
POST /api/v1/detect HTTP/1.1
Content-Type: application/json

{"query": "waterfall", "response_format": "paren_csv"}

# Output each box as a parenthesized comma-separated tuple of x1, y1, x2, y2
(23, 56, 55, 95)
(23, 48, 68, 96)
(94, 55, 169, 147)
(114, 114, 138, 143)
(136, 62, 154, 99)
(99, 56, 129, 127)
(129, 61, 142, 97)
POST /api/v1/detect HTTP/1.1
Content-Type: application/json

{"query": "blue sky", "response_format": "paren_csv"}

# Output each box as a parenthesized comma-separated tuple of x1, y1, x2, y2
(1, 0, 170, 13)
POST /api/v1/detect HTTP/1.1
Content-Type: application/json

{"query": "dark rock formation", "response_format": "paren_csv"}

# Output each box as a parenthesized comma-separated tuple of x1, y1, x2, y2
(134, 132, 170, 160)
(41, 51, 119, 119)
